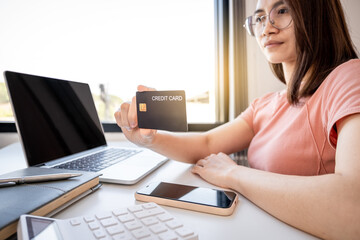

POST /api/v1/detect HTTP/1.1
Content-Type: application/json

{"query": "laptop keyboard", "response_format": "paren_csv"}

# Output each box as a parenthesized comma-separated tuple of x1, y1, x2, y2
(53, 148, 142, 172)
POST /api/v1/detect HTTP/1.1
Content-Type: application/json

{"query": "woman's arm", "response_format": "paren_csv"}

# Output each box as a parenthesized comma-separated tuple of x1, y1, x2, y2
(114, 86, 254, 164)
(192, 113, 360, 240)
(148, 117, 254, 163)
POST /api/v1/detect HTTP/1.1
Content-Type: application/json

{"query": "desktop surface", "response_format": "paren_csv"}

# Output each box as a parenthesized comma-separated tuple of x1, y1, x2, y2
(0, 141, 320, 240)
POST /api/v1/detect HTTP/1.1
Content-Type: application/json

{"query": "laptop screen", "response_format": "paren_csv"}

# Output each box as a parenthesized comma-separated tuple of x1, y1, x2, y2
(5, 71, 107, 166)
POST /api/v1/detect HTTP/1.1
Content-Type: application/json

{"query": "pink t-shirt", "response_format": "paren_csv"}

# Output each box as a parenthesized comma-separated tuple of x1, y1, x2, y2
(240, 59, 360, 176)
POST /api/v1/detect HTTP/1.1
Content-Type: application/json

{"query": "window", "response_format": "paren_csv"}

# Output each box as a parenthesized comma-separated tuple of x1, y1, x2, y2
(0, 0, 216, 125)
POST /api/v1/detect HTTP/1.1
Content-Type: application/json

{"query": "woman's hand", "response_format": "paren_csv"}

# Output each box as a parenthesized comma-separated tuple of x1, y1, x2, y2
(114, 85, 157, 147)
(192, 152, 238, 189)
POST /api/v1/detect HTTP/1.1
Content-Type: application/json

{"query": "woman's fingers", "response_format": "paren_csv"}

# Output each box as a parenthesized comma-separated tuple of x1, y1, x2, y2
(115, 101, 132, 131)
(128, 96, 138, 129)
(195, 159, 207, 167)
(137, 85, 156, 92)
(114, 85, 159, 146)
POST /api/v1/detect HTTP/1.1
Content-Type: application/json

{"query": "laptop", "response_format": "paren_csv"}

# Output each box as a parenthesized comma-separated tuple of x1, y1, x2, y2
(4, 71, 168, 185)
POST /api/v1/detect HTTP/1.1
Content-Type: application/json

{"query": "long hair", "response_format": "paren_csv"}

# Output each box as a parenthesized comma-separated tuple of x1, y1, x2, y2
(270, 0, 358, 105)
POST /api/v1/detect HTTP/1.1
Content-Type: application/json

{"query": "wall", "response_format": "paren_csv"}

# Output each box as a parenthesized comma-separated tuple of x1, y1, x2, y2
(245, 0, 360, 103)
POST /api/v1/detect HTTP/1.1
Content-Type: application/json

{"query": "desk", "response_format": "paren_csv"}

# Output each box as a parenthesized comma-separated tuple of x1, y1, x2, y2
(0, 141, 319, 240)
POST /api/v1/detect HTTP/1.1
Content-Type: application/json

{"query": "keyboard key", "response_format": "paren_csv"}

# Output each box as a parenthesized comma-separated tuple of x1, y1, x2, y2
(124, 221, 142, 230)
(148, 208, 165, 215)
(88, 222, 100, 230)
(157, 213, 174, 222)
(166, 220, 183, 229)
(135, 208, 165, 219)
(96, 212, 112, 220)
(175, 227, 196, 238)
(84, 216, 96, 223)
(134, 210, 152, 219)
(106, 225, 125, 235)
(112, 234, 133, 240)
(159, 231, 179, 240)
(131, 228, 151, 239)
(93, 229, 106, 239)
(100, 217, 118, 227)
(142, 237, 158, 240)
(127, 205, 143, 213)
(141, 217, 159, 226)
(70, 218, 81, 226)
(118, 214, 135, 223)
(142, 202, 158, 209)
(113, 208, 128, 216)
(150, 224, 168, 234)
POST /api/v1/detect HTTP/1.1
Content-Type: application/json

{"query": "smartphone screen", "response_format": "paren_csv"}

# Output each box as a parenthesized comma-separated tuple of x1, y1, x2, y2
(136, 182, 237, 208)
(26, 216, 63, 240)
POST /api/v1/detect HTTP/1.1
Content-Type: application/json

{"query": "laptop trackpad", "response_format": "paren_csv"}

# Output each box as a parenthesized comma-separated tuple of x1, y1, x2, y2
(100, 158, 162, 182)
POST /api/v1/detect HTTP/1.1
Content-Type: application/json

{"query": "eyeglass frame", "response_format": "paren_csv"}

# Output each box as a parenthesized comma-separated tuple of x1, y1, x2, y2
(243, 3, 293, 37)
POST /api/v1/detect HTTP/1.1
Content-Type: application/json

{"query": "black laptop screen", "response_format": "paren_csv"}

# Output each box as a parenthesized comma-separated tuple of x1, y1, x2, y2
(5, 71, 107, 166)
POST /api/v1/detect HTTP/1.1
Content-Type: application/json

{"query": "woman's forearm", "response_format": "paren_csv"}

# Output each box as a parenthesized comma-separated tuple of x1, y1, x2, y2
(145, 118, 254, 164)
(148, 131, 211, 164)
(228, 166, 360, 240)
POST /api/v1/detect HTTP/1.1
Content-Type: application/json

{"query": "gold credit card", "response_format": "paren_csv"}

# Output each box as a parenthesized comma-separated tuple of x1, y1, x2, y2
(136, 90, 188, 132)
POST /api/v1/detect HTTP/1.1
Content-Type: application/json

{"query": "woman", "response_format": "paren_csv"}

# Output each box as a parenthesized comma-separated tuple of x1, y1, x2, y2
(115, 0, 360, 239)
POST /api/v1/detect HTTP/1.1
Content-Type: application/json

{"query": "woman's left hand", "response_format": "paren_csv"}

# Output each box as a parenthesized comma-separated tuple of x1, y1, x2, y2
(191, 152, 238, 189)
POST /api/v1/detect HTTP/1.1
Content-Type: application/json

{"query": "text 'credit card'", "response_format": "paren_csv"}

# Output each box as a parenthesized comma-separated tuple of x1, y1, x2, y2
(136, 91, 188, 132)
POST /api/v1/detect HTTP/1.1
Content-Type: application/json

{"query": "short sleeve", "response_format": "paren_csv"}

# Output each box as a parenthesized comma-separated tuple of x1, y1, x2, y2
(239, 102, 255, 131)
(322, 59, 360, 148)
(239, 91, 283, 134)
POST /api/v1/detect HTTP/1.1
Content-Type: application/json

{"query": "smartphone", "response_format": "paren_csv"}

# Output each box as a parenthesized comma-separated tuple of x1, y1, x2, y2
(135, 182, 239, 216)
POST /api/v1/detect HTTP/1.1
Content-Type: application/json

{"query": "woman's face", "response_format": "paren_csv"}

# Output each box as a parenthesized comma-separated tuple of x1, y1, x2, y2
(255, 0, 297, 65)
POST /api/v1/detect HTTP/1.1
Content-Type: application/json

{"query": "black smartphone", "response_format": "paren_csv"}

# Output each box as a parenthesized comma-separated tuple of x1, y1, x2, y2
(135, 182, 239, 216)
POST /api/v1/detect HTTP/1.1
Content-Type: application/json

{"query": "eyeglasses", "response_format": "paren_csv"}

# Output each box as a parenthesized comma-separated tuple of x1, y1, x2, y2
(243, 3, 292, 37)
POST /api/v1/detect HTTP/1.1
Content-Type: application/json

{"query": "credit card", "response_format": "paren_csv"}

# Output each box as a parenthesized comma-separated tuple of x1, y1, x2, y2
(136, 90, 188, 132)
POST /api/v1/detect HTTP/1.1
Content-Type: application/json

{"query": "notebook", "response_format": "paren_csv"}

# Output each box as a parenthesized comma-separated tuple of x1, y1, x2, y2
(0, 167, 101, 240)
(4, 71, 168, 185)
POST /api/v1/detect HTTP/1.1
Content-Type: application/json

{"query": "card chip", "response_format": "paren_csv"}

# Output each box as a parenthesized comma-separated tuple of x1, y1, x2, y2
(139, 103, 147, 112)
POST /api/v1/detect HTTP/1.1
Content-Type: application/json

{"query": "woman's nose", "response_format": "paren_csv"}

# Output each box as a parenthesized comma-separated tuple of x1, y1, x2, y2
(261, 17, 279, 36)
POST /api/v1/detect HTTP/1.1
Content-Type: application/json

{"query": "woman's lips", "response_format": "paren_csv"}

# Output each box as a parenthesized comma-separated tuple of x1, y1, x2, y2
(264, 40, 284, 48)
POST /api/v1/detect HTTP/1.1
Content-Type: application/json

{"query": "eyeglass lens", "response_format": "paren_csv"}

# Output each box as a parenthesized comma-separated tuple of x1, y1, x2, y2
(245, 4, 292, 37)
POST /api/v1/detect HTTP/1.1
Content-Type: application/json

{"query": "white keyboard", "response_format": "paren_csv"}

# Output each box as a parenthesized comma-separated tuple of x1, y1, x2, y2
(18, 202, 198, 240)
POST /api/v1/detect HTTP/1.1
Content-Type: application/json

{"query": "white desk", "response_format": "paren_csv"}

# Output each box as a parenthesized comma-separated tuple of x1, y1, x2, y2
(0, 142, 319, 240)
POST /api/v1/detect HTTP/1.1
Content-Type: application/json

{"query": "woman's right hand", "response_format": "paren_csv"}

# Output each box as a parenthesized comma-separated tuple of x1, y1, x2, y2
(114, 85, 157, 147)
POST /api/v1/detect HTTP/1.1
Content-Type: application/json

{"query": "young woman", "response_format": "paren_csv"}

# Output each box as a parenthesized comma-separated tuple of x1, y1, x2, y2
(115, 0, 360, 239)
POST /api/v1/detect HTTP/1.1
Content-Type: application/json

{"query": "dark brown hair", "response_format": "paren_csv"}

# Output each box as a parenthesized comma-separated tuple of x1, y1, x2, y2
(270, 0, 358, 105)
